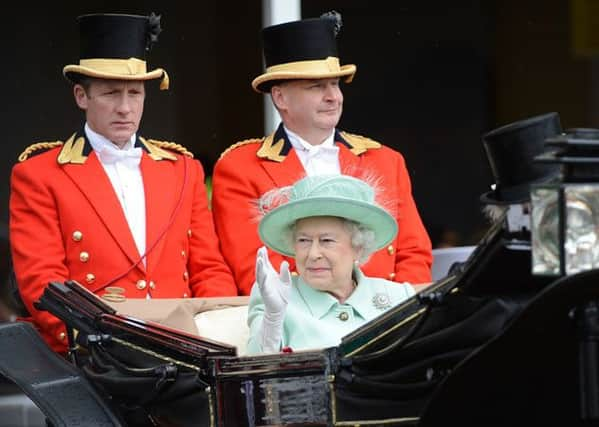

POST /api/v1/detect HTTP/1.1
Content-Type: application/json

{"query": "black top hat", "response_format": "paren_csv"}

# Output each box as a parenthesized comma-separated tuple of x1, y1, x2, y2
(480, 112, 562, 205)
(63, 13, 169, 90)
(251, 11, 356, 93)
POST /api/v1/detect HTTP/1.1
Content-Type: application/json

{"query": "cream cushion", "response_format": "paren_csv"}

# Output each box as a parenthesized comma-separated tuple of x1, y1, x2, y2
(194, 305, 249, 355)
(106, 297, 250, 355)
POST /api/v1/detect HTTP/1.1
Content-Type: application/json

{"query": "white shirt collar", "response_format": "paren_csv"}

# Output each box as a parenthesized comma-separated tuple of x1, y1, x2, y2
(284, 126, 336, 153)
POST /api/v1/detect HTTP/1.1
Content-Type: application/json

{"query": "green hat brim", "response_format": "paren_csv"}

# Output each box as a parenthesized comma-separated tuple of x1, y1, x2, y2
(258, 196, 397, 256)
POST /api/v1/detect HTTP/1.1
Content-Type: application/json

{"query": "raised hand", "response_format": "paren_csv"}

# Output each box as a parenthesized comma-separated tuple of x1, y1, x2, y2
(255, 246, 292, 352)
(255, 246, 291, 319)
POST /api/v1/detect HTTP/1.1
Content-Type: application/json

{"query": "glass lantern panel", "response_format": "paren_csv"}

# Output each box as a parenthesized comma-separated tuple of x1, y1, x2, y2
(564, 185, 599, 275)
(531, 186, 560, 275)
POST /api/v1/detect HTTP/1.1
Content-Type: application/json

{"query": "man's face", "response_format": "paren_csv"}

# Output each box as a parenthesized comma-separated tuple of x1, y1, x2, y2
(272, 78, 343, 139)
(74, 79, 145, 145)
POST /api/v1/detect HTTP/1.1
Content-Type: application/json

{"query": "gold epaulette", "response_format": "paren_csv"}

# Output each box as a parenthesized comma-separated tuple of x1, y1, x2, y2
(138, 137, 193, 161)
(146, 139, 194, 158)
(340, 131, 382, 155)
(18, 141, 64, 162)
(219, 138, 263, 160)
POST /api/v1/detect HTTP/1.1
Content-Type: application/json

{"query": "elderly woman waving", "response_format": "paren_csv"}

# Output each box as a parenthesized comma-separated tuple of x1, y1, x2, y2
(247, 175, 415, 354)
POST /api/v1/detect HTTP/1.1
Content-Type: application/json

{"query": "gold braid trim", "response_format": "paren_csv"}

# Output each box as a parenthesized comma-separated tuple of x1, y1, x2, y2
(219, 138, 263, 160)
(340, 131, 381, 155)
(146, 139, 194, 158)
(18, 141, 64, 162)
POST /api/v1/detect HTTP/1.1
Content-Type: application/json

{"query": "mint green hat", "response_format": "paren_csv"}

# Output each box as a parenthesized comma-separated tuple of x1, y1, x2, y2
(258, 175, 398, 256)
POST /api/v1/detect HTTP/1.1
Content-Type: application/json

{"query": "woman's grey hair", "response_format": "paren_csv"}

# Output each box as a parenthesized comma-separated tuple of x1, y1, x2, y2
(284, 217, 377, 265)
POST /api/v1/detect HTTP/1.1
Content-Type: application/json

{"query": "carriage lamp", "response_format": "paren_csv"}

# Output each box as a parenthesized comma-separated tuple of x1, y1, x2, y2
(531, 129, 599, 276)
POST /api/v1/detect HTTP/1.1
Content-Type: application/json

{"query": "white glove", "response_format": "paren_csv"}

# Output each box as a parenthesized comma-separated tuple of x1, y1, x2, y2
(255, 246, 292, 352)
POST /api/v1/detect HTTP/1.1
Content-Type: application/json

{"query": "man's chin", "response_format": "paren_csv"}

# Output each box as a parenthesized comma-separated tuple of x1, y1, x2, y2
(109, 131, 135, 145)
(318, 115, 341, 128)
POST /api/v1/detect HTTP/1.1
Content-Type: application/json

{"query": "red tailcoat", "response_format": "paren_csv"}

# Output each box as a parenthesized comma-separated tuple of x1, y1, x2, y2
(212, 125, 432, 296)
(10, 132, 237, 353)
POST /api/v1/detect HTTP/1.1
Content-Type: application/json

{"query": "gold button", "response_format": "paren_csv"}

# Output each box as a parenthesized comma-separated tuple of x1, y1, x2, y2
(136, 279, 147, 290)
(102, 293, 125, 302)
(72, 231, 83, 242)
(58, 332, 66, 340)
(181, 250, 186, 258)
(187, 229, 192, 238)
(79, 251, 90, 262)
(338, 312, 349, 321)
(149, 280, 156, 290)
(183, 271, 189, 281)
(387, 245, 394, 255)
(85, 273, 95, 284)
(388, 272, 396, 280)
(183, 293, 189, 298)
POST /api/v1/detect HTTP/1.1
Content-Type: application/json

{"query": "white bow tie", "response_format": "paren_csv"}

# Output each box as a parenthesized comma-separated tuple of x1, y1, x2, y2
(97, 146, 142, 168)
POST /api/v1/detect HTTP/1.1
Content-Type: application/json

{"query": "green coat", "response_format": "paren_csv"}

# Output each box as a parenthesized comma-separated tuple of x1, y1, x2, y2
(247, 268, 415, 354)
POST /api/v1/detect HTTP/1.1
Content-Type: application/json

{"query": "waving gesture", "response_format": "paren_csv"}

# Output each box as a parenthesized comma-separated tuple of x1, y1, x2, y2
(255, 246, 292, 352)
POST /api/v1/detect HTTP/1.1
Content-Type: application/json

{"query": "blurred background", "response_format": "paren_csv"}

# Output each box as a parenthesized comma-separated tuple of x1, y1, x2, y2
(1, 1, 599, 423)
(2, 0, 599, 316)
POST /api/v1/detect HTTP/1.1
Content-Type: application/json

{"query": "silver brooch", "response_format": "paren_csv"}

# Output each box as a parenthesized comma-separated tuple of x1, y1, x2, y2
(372, 293, 391, 310)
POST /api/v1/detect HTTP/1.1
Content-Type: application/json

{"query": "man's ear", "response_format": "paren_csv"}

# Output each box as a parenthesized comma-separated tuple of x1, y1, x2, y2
(73, 84, 88, 110)
(270, 85, 286, 111)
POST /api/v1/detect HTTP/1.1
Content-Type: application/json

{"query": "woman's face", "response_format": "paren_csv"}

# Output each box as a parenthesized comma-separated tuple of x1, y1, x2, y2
(293, 216, 360, 298)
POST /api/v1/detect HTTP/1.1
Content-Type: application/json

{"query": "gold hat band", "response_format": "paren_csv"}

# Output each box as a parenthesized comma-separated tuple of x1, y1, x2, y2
(63, 57, 169, 90)
(79, 57, 148, 75)
(251, 56, 356, 93)
(265, 56, 341, 74)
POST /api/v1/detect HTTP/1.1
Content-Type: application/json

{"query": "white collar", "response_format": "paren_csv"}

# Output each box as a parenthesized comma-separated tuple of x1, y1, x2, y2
(284, 126, 336, 153)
